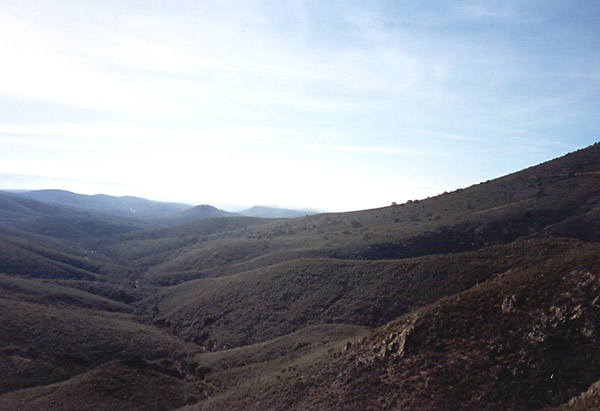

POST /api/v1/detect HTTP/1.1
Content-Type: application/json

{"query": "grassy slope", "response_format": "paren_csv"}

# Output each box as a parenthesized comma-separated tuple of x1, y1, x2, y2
(0, 192, 149, 246)
(0, 233, 118, 280)
(127, 145, 600, 349)
(97, 144, 600, 285)
(0, 274, 131, 312)
(206, 242, 600, 410)
(183, 324, 369, 410)
(145, 238, 582, 350)
(0, 285, 208, 410)
(0, 360, 198, 411)
(0, 297, 194, 390)
(0, 231, 147, 302)
(1, 143, 599, 410)
(0, 229, 206, 408)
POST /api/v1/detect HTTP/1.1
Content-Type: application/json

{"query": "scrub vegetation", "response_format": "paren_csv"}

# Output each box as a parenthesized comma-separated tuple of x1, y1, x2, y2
(0, 143, 599, 410)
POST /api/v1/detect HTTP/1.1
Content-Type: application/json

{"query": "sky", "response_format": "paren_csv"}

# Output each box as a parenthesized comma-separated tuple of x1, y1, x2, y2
(0, 0, 598, 212)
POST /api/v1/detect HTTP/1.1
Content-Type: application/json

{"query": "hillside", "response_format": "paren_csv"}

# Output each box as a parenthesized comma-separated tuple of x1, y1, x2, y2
(157, 204, 240, 226)
(0, 192, 150, 246)
(210, 241, 600, 410)
(0, 192, 243, 247)
(0, 143, 599, 409)
(10, 190, 192, 219)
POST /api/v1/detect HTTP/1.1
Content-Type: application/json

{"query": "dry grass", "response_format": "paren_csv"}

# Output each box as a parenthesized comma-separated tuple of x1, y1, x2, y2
(1, 143, 600, 409)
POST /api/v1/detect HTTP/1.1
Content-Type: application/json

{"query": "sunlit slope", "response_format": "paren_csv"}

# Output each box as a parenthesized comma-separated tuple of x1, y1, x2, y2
(100, 144, 600, 286)
(126, 144, 600, 351)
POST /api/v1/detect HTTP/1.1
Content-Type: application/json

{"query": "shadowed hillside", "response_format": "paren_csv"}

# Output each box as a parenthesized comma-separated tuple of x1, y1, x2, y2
(235, 243, 600, 410)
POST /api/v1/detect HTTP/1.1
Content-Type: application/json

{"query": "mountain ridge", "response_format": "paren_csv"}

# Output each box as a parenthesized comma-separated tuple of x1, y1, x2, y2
(5, 189, 193, 219)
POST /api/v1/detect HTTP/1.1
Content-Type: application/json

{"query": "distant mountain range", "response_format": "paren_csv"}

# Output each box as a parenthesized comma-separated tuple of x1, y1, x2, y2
(4, 189, 192, 219)
(0, 189, 321, 222)
(0, 189, 325, 245)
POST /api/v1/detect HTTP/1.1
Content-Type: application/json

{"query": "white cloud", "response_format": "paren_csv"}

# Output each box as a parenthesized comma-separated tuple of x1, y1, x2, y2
(0, 1, 597, 210)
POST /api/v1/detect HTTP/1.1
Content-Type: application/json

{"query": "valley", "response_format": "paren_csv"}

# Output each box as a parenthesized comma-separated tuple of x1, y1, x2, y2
(0, 143, 599, 409)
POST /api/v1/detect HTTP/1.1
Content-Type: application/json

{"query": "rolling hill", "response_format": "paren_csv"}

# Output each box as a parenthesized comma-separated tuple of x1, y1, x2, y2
(0, 142, 599, 409)
(8, 189, 192, 219)
(0, 192, 148, 246)
(157, 204, 240, 225)
(0, 191, 242, 246)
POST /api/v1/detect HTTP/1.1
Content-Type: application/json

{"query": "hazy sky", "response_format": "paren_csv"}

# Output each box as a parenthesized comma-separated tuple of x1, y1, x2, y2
(1, 1, 598, 211)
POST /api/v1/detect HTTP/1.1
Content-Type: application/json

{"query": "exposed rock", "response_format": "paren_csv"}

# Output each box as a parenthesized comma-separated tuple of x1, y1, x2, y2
(501, 294, 517, 313)
(372, 314, 420, 361)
